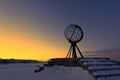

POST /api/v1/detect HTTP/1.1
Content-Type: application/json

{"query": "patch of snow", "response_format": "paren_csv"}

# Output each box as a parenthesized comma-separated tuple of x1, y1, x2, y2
(1, 62, 120, 80)
(93, 70, 120, 75)
(80, 58, 109, 62)
(88, 65, 120, 69)
(80, 58, 120, 80)
(0, 63, 95, 80)
(84, 62, 116, 65)
(0, 63, 42, 80)
(36, 65, 95, 80)
(98, 76, 120, 80)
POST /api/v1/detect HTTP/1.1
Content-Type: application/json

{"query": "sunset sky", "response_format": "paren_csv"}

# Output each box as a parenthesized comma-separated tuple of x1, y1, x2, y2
(0, 0, 120, 61)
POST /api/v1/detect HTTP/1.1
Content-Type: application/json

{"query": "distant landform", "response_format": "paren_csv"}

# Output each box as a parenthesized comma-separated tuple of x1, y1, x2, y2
(0, 59, 41, 64)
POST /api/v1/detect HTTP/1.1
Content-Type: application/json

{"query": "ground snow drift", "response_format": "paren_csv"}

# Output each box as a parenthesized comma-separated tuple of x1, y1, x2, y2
(37, 65, 95, 80)
(0, 63, 42, 80)
(0, 63, 95, 80)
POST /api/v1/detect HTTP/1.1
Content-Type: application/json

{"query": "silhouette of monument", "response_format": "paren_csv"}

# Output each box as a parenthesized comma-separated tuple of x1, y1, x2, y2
(64, 24, 84, 58)
(46, 24, 84, 66)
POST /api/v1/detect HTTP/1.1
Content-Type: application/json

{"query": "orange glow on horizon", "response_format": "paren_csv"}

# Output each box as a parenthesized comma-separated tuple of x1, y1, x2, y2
(0, 6, 66, 61)
(0, 28, 66, 61)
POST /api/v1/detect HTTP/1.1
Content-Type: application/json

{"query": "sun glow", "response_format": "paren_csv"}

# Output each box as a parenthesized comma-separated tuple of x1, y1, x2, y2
(0, 29, 65, 61)
(0, 3, 86, 61)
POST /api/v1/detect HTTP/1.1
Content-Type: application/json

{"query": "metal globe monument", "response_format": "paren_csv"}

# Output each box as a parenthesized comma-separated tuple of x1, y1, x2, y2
(64, 24, 84, 58)
(46, 24, 84, 66)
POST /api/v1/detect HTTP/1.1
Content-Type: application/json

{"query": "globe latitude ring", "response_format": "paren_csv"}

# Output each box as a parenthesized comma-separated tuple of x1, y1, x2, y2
(64, 24, 83, 43)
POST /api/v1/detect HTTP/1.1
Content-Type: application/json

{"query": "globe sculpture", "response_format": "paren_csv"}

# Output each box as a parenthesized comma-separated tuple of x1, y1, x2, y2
(64, 24, 84, 58)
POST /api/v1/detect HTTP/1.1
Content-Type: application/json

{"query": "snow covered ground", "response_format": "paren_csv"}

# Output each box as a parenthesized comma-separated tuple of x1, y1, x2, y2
(0, 63, 95, 80)
(37, 65, 95, 80)
(0, 60, 120, 80)
(0, 63, 42, 80)
(80, 58, 120, 80)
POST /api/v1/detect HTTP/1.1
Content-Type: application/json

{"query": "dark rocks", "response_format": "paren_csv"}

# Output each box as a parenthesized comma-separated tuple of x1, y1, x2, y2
(34, 66, 44, 73)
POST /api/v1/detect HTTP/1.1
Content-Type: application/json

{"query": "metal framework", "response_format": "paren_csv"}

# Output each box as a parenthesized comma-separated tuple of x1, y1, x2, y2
(64, 24, 84, 58)
(66, 42, 83, 58)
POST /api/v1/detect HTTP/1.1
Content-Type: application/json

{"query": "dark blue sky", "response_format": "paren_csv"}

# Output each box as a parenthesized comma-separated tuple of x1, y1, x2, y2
(0, 0, 120, 60)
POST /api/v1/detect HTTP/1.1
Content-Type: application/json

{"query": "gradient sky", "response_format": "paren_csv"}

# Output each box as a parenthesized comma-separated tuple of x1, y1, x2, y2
(0, 0, 120, 61)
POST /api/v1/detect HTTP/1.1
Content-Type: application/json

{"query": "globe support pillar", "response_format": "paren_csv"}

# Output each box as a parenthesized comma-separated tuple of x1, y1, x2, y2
(76, 45, 84, 58)
(66, 41, 84, 58)
(72, 42, 77, 58)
